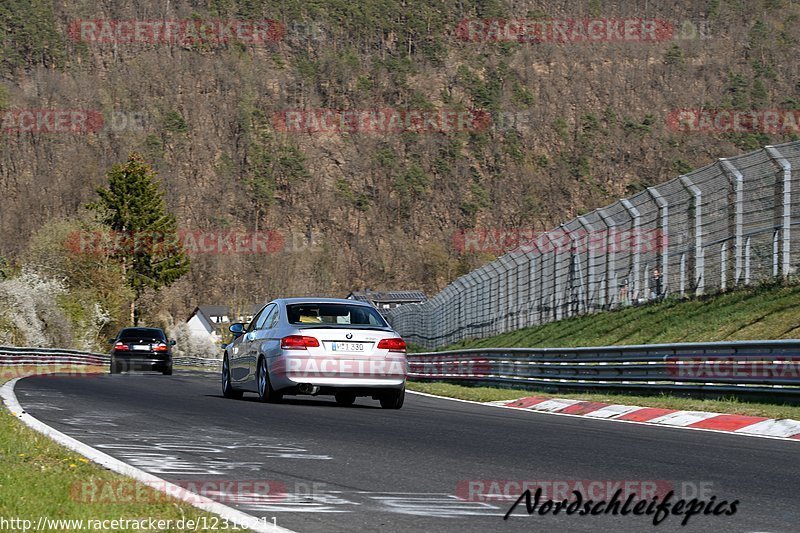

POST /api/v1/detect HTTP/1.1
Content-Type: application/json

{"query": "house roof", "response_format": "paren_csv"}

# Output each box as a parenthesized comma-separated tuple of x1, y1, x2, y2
(190, 309, 215, 333)
(347, 290, 427, 304)
(190, 304, 262, 323)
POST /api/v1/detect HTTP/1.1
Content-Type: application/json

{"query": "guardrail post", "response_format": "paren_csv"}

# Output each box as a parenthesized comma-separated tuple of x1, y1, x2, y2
(765, 146, 792, 278)
(720, 159, 744, 285)
(596, 208, 617, 308)
(680, 175, 704, 295)
(621, 198, 641, 301)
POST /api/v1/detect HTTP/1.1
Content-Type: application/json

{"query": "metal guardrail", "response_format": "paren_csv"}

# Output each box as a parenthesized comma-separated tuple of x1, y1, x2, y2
(0, 346, 109, 367)
(408, 340, 800, 401)
(5, 342, 797, 402)
(0, 347, 221, 371)
(174, 357, 222, 368)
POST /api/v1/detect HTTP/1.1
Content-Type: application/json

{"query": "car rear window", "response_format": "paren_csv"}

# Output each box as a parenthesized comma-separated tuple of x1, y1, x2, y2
(119, 328, 166, 341)
(286, 303, 388, 327)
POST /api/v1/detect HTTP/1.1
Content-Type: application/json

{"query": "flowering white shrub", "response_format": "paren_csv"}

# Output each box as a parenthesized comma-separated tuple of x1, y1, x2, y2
(0, 270, 71, 347)
(71, 301, 113, 351)
(169, 322, 221, 359)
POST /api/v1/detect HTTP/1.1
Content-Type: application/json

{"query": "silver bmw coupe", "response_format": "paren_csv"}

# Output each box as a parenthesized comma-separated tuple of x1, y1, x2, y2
(222, 298, 407, 408)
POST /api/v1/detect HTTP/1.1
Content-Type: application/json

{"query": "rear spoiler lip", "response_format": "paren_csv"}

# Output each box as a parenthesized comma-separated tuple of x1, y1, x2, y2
(293, 325, 394, 333)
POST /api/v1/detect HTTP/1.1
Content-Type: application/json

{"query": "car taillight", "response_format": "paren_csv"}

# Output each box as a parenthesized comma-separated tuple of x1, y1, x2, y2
(281, 335, 320, 350)
(113, 342, 129, 351)
(153, 343, 168, 352)
(377, 338, 406, 352)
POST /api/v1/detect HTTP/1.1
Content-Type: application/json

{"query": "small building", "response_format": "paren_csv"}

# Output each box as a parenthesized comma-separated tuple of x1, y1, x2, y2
(346, 290, 427, 315)
(186, 305, 259, 342)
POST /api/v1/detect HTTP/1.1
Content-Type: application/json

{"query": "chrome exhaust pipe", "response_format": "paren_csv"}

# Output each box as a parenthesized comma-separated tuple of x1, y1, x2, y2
(298, 383, 320, 395)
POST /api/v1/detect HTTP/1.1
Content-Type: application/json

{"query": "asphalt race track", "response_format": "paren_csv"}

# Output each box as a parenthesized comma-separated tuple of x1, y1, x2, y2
(14, 371, 800, 533)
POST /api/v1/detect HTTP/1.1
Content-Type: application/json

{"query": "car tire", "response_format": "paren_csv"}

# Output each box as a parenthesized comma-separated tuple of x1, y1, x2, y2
(335, 391, 356, 406)
(379, 387, 405, 409)
(162, 365, 173, 376)
(222, 355, 243, 399)
(110, 359, 120, 375)
(257, 357, 282, 403)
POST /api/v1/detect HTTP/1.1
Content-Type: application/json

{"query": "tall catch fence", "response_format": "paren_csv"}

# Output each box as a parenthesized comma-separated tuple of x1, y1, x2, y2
(388, 142, 800, 349)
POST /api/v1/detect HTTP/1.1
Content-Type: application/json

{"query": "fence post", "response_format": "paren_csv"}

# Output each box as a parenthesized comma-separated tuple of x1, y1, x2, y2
(467, 276, 478, 340)
(536, 244, 546, 325)
(720, 159, 745, 285)
(745, 237, 752, 284)
(621, 198, 641, 301)
(596, 208, 617, 308)
(680, 175, 704, 295)
(478, 268, 491, 337)
(569, 230, 581, 316)
(577, 215, 596, 312)
(765, 146, 792, 278)
(721, 242, 727, 290)
(518, 254, 526, 329)
(529, 252, 539, 325)
(680, 253, 686, 296)
(646, 187, 669, 294)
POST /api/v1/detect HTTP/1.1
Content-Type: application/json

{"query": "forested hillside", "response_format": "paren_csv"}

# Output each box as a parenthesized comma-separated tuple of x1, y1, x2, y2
(2, 0, 799, 332)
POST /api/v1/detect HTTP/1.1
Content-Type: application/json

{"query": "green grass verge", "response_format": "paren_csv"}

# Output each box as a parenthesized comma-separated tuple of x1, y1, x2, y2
(0, 366, 242, 532)
(407, 381, 800, 420)
(431, 280, 800, 351)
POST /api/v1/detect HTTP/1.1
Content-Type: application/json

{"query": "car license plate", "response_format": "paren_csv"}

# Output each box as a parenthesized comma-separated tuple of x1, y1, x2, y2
(132, 345, 150, 351)
(331, 342, 364, 352)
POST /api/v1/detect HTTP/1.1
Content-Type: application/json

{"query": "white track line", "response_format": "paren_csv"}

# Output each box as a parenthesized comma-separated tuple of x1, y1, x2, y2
(1, 377, 298, 533)
(406, 390, 800, 443)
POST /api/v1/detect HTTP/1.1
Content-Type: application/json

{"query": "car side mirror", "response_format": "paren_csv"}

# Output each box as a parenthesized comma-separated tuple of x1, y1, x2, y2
(221, 343, 228, 350)
(229, 323, 245, 337)
(170, 340, 176, 346)
(108, 338, 116, 344)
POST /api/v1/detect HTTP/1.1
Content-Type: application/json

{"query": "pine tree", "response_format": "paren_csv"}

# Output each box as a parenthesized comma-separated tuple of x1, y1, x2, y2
(89, 153, 189, 324)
